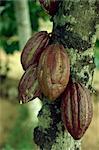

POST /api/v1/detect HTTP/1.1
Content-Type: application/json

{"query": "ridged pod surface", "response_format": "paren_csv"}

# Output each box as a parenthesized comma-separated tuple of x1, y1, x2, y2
(61, 80, 93, 140)
(37, 44, 70, 100)
(21, 31, 50, 70)
(39, 0, 59, 16)
(18, 65, 42, 104)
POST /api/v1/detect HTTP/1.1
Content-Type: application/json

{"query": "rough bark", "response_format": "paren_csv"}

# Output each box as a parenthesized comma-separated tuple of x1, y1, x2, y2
(13, 0, 32, 50)
(34, 0, 99, 150)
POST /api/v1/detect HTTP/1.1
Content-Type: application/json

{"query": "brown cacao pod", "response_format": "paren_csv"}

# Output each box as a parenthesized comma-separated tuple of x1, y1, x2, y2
(18, 64, 42, 104)
(21, 31, 50, 70)
(37, 44, 70, 100)
(61, 80, 93, 140)
(39, 0, 59, 16)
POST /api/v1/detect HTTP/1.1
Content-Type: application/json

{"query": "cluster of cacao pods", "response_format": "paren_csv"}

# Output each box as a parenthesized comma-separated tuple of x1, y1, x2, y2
(18, 0, 93, 140)
(18, 31, 50, 103)
(18, 30, 70, 103)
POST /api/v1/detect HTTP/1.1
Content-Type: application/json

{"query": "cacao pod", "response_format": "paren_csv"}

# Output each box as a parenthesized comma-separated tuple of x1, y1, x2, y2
(39, 0, 59, 16)
(37, 44, 70, 100)
(18, 64, 42, 104)
(21, 31, 50, 70)
(61, 80, 93, 140)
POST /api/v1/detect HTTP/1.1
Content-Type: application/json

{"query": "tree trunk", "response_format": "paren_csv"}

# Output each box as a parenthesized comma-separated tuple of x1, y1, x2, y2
(13, 0, 32, 50)
(34, 0, 99, 150)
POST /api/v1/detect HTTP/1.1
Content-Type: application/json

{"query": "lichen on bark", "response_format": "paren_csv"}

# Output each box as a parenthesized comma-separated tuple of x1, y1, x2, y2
(33, 0, 99, 149)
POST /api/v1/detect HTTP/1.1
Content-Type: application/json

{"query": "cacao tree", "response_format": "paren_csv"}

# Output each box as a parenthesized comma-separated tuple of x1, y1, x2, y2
(18, 0, 99, 150)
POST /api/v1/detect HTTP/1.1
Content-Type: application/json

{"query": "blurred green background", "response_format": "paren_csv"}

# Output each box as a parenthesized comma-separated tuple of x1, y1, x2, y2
(0, 0, 99, 150)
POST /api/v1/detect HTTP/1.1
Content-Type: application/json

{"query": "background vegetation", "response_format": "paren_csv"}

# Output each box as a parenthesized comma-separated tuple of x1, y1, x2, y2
(0, 0, 99, 150)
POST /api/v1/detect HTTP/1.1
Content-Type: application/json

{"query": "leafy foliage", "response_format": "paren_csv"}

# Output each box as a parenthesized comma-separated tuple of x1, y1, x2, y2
(0, 0, 49, 54)
(29, 0, 48, 31)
